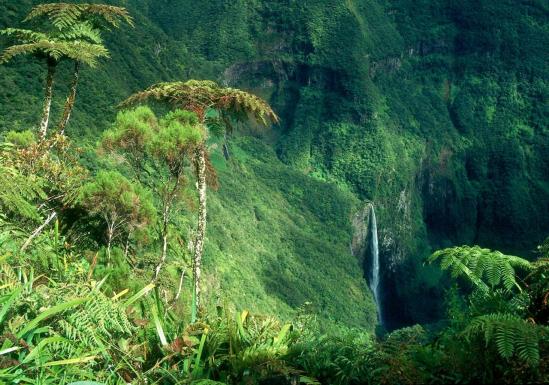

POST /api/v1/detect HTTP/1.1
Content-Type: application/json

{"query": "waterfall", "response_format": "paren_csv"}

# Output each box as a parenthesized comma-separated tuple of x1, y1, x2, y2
(369, 205, 382, 324)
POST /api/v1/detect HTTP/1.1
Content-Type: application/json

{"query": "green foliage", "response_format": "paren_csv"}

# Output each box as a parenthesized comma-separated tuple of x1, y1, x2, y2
(0, 27, 109, 67)
(204, 137, 377, 328)
(79, 170, 156, 249)
(3, 1, 133, 66)
(4, 129, 36, 147)
(0, 135, 86, 224)
(0, 1, 547, 383)
(0, 158, 45, 220)
(428, 245, 532, 292)
(120, 79, 279, 130)
(427, 244, 549, 377)
(100, 106, 202, 279)
(25, 3, 134, 30)
(465, 313, 545, 365)
(102, 106, 202, 170)
(0, 259, 139, 383)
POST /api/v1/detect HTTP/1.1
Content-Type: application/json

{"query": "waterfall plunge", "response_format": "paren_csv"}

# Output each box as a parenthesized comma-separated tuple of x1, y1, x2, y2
(369, 205, 382, 324)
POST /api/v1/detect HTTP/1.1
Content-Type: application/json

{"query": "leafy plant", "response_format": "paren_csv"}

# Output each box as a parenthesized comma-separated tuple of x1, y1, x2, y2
(79, 170, 156, 261)
(121, 80, 278, 318)
(428, 245, 532, 292)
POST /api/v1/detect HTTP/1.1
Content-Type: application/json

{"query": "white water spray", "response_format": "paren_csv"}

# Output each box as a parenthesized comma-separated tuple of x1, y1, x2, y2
(369, 205, 382, 324)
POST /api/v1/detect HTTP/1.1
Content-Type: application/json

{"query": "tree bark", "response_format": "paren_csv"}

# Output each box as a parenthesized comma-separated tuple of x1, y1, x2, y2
(58, 61, 80, 136)
(124, 231, 131, 258)
(192, 145, 207, 317)
(20, 211, 57, 252)
(154, 204, 170, 280)
(106, 222, 114, 263)
(39, 60, 57, 141)
(175, 267, 186, 301)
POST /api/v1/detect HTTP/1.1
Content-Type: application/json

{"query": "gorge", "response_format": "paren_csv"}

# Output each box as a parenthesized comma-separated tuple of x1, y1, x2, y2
(1, 0, 548, 331)
(0, 1, 547, 382)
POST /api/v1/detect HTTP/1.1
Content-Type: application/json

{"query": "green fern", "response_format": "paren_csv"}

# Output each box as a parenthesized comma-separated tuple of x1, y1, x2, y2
(465, 313, 545, 365)
(428, 246, 532, 292)
(0, 144, 46, 220)
(25, 3, 134, 30)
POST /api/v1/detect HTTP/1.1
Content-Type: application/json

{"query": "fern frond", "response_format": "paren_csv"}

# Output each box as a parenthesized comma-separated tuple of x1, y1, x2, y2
(428, 246, 531, 292)
(0, 163, 45, 220)
(25, 3, 134, 29)
(120, 80, 279, 129)
(59, 21, 102, 44)
(0, 39, 108, 65)
(465, 313, 543, 365)
(0, 28, 48, 42)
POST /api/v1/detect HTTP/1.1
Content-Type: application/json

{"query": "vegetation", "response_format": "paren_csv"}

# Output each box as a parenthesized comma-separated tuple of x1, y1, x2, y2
(0, 0, 547, 384)
(121, 80, 278, 318)
(0, 3, 131, 140)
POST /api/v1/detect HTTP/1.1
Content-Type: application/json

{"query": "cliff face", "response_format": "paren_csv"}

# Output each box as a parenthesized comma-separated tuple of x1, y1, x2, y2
(0, 0, 547, 329)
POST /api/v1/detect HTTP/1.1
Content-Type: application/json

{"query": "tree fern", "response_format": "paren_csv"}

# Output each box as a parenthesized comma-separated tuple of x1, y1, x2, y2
(25, 3, 134, 30)
(428, 246, 532, 292)
(0, 33, 109, 67)
(121, 80, 278, 315)
(120, 80, 279, 126)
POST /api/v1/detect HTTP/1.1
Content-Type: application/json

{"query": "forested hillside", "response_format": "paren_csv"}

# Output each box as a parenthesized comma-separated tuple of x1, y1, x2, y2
(0, 1, 547, 383)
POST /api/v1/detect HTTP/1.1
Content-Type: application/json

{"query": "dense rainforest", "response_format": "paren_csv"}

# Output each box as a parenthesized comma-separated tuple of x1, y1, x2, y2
(0, 1, 547, 384)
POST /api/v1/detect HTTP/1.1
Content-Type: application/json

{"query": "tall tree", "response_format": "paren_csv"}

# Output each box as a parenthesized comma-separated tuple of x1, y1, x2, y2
(23, 3, 133, 135)
(101, 106, 202, 279)
(121, 80, 278, 316)
(0, 28, 108, 140)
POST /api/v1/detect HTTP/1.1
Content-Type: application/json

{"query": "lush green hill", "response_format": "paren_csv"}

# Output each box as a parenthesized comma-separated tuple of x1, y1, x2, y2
(1, 0, 547, 330)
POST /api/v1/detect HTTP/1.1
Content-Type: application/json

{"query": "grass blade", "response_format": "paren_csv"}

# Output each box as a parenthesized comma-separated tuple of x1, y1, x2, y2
(43, 355, 97, 366)
(123, 283, 155, 307)
(192, 328, 208, 376)
(22, 336, 68, 364)
(0, 287, 21, 324)
(152, 306, 168, 346)
(17, 297, 88, 338)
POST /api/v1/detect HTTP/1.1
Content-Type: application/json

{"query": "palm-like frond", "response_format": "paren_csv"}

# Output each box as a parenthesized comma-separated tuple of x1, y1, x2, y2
(25, 3, 134, 29)
(58, 21, 102, 44)
(428, 246, 532, 292)
(120, 80, 279, 129)
(0, 39, 108, 66)
(63, 40, 110, 66)
(217, 88, 279, 129)
(0, 28, 48, 42)
(465, 313, 545, 365)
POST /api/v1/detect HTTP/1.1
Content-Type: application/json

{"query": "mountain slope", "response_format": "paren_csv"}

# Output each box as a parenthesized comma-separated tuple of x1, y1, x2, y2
(0, 0, 547, 329)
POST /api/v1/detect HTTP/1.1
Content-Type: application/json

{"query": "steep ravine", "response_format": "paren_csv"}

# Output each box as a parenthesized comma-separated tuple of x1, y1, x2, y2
(0, 0, 547, 330)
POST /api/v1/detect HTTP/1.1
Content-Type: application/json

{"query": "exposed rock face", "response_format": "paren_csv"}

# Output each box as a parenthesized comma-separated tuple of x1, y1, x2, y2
(350, 204, 371, 260)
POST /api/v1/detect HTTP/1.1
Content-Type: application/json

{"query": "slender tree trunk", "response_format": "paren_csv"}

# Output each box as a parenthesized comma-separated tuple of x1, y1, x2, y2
(39, 60, 57, 141)
(155, 204, 170, 280)
(20, 211, 57, 252)
(192, 145, 207, 317)
(106, 223, 114, 264)
(175, 267, 186, 301)
(124, 231, 131, 258)
(58, 61, 80, 136)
